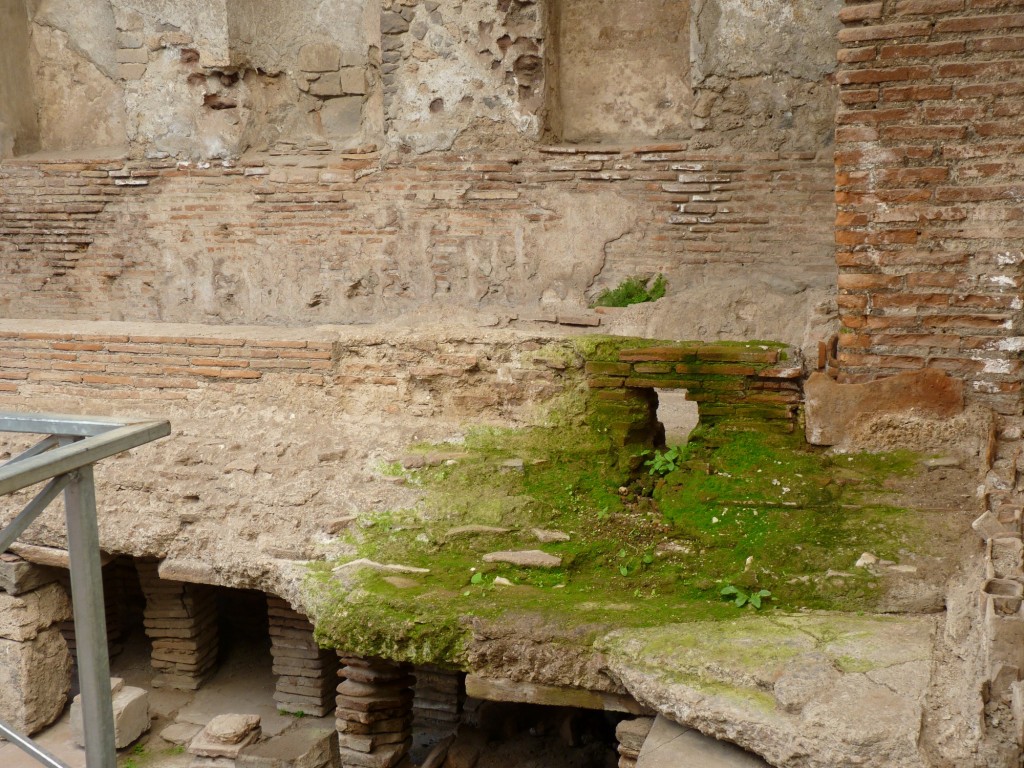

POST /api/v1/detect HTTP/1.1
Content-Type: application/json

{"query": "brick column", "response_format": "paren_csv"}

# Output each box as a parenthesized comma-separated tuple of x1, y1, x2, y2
(57, 563, 125, 666)
(268, 596, 339, 717)
(335, 656, 414, 768)
(412, 666, 464, 733)
(136, 562, 218, 690)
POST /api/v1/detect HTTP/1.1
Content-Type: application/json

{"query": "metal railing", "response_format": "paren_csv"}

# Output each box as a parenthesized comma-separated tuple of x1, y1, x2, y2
(0, 412, 170, 768)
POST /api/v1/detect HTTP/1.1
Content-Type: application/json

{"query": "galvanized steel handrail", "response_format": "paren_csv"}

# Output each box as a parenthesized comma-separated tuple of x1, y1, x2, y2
(0, 412, 170, 768)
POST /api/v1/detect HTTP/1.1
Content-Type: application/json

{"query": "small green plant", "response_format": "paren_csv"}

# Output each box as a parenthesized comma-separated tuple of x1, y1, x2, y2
(645, 446, 683, 476)
(720, 585, 772, 609)
(592, 274, 667, 308)
(164, 745, 186, 756)
(470, 572, 484, 585)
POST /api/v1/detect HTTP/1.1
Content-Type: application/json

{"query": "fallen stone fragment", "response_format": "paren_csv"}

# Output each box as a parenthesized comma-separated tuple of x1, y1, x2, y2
(482, 550, 562, 568)
(71, 678, 150, 749)
(444, 526, 511, 540)
(531, 528, 571, 543)
(208, 713, 262, 744)
(854, 553, 877, 568)
(160, 722, 203, 745)
(189, 714, 262, 759)
(333, 559, 430, 575)
(493, 577, 514, 587)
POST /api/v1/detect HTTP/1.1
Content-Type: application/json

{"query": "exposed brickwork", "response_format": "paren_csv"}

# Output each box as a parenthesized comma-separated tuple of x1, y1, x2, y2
(268, 596, 339, 718)
(834, 0, 1024, 422)
(0, 148, 833, 324)
(335, 657, 414, 768)
(412, 666, 464, 733)
(136, 562, 219, 691)
(0, 323, 573, 421)
(586, 343, 804, 444)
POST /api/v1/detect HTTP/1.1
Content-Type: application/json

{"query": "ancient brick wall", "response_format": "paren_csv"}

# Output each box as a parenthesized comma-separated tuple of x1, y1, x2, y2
(0, 148, 834, 338)
(834, 0, 1024, 421)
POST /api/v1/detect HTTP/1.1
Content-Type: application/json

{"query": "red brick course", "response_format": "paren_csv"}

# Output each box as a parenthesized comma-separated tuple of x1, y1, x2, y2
(835, 0, 1024, 419)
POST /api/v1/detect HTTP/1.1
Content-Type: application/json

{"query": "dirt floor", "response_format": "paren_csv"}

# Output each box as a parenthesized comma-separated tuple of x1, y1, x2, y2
(0, 627, 333, 768)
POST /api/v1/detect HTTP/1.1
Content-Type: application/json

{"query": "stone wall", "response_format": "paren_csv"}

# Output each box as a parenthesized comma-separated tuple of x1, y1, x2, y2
(0, 0, 841, 352)
(0, 147, 835, 351)
(0, 556, 73, 735)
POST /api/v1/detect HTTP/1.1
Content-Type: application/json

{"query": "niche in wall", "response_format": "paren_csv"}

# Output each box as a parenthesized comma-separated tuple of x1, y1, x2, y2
(0, 0, 39, 156)
(2, 0, 128, 157)
(547, 0, 692, 143)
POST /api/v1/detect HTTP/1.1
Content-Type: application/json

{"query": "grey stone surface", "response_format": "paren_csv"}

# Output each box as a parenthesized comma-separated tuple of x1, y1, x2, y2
(161, 721, 204, 745)
(637, 716, 769, 767)
(237, 726, 338, 768)
(601, 614, 938, 768)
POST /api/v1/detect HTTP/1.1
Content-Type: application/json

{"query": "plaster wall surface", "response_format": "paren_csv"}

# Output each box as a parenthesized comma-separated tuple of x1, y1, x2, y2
(554, 0, 692, 143)
(0, 0, 39, 156)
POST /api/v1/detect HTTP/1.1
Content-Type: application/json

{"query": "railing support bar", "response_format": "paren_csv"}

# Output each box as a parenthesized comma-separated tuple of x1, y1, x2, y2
(63, 466, 116, 768)
(0, 474, 71, 554)
(0, 718, 69, 768)
(3, 435, 61, 468)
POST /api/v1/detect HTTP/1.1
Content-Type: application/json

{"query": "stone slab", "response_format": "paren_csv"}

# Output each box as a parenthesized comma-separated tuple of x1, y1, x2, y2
(464, 675, 650, 714)
(637, 716, 769, 767)
(237, 726, 338, 768)
(0, 554, 58, 596)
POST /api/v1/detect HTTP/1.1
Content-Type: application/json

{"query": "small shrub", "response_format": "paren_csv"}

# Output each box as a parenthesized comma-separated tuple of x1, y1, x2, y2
(720, 585, 772, 609)
(592, 275, 667, 308)
(645, 446, 683, 476)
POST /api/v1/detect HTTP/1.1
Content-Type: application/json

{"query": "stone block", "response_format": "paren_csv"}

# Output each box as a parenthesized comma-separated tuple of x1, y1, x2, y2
(0, 626, 72, 735)
(299, 43, 342, 73)
(116, 47, 149, 64)
(310, 74, 345, 97)
(71, 679, 151, 749)
(0, 554, 58, 596)
(340, 67, 367, 95)
(320, 97, 363, 137)
(119, 63, 147, 80)
(237, 726, 338, 768)
(0, 583, 71, 642)
(189, 714, 262, 758)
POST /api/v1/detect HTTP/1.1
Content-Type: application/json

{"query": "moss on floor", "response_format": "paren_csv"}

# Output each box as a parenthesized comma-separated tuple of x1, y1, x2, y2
(305, 410, 930, 667)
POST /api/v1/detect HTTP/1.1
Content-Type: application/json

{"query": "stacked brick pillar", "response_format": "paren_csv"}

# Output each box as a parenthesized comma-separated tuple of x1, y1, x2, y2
(58, 563, 125, 664)
(335, 657, 414, 768)
(412, 666, 464, 733)
(268, 596, 339, 717)
(136, 562, 219, 690)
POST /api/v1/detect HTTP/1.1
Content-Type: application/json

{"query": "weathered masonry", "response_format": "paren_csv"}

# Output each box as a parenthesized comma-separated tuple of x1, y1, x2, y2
(2, 0, 1024, 767)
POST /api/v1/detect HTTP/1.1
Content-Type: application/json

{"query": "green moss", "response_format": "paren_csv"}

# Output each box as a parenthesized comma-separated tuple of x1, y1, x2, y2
(301, 338, 941, 670)
(591, 275, 667, 308)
